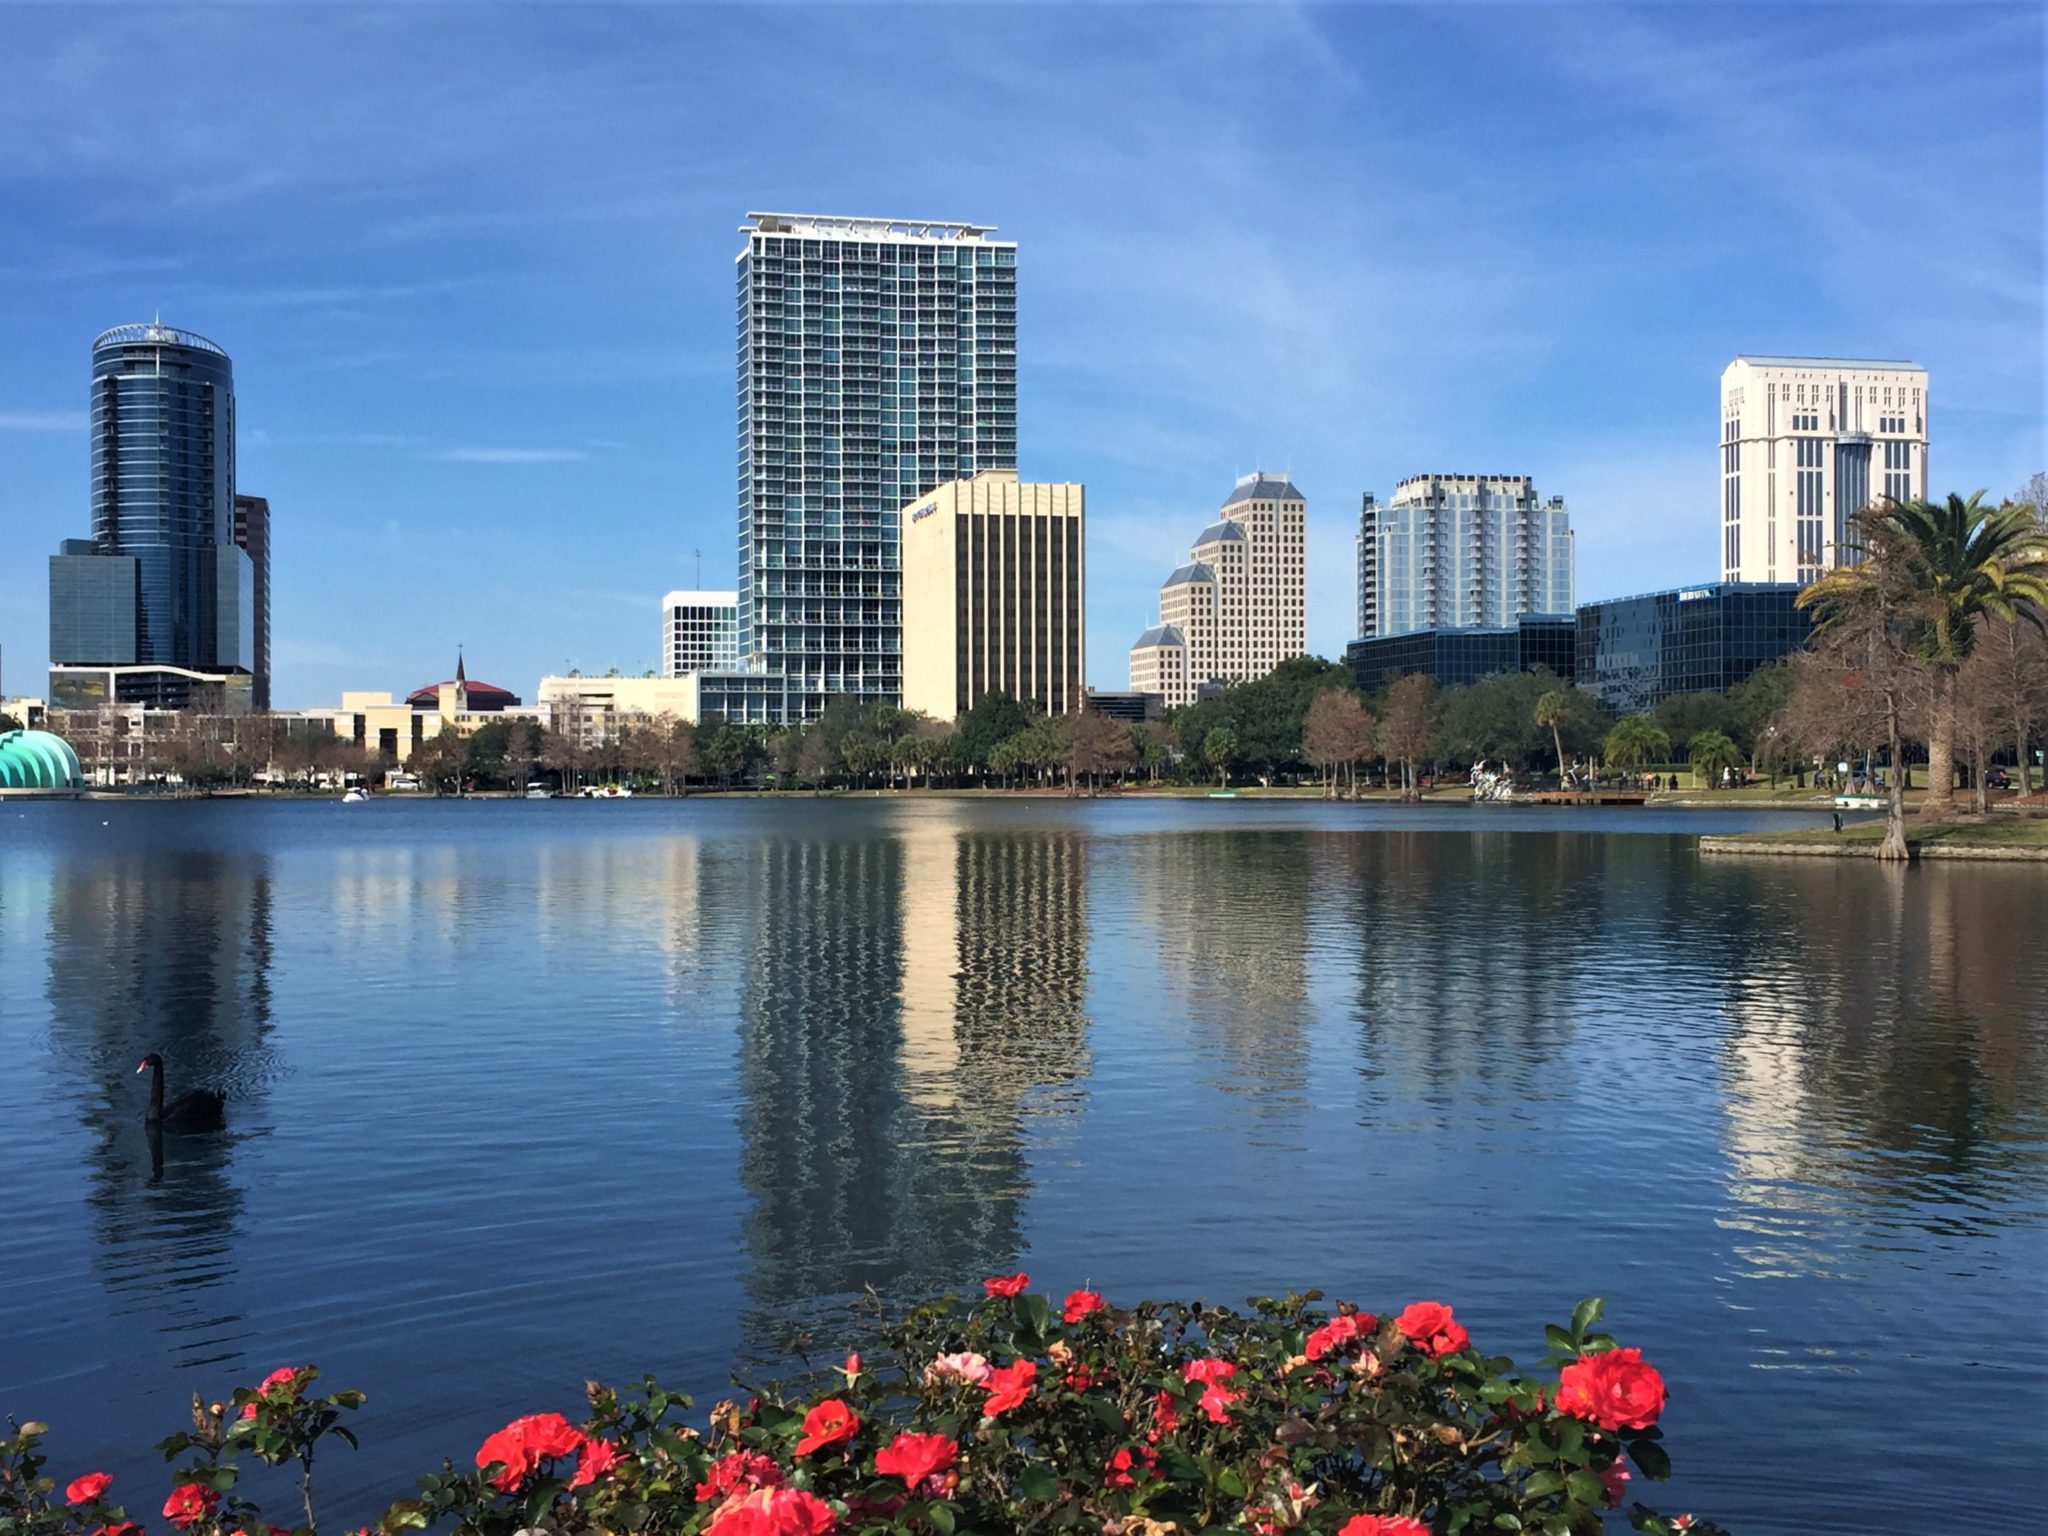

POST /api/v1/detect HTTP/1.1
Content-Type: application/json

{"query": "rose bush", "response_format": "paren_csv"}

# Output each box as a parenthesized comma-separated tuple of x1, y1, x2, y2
(0, 1286, 1729, 1536)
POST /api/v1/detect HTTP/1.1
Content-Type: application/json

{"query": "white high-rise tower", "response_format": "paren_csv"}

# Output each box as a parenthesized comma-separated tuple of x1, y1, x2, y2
(1719, 356, 1928, 585)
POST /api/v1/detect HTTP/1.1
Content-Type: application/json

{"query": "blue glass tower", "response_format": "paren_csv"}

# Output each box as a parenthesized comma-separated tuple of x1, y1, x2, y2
(734, 214, 1017, 721)
(87, 322, 237, 669)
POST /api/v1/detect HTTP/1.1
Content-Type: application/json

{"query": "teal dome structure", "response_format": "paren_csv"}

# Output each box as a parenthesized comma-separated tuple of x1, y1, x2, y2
(0, 730, 85, 791)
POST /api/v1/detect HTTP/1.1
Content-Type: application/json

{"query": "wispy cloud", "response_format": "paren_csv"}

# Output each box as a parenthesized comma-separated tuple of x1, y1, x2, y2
(432, 446, 589, 464)
(0, 411, 85, 431)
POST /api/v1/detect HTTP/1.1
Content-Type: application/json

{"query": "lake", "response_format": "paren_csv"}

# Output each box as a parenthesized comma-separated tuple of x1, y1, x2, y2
(2, 797, 2043, 1534)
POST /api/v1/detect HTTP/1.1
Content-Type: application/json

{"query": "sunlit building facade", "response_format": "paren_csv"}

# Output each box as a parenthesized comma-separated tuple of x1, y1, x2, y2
(736, 213, 1019, 720)
(1356, 473, 1573, 639)
(1127, 472, 1307, 708)
(1719, 356, 1928, 585)
(662, 590, 739, 677)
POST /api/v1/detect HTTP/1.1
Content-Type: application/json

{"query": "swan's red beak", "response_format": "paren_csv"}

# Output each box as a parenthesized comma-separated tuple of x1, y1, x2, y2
(135, 1061, 147, 1073)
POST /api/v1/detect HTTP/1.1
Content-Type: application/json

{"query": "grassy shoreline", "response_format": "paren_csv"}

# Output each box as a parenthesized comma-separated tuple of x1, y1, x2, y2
(1700, 816, 2048, 860)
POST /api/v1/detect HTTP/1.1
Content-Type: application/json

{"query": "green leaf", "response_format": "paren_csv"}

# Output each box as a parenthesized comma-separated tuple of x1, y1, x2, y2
(1522, 1471, 1564, 1498)
(1492, 1516, 1523, 1531)
(1543, 1325, 1575, 1356)
(928, 1501, 957, 1534)
(1215, 1468, 1246, 1500)
(1628, 1439, 1672, 1481)
(1565, 1469, 1605, 1506)
(1570, 1298, 1605, 1341)
(1017, 1464, 1056, 1502)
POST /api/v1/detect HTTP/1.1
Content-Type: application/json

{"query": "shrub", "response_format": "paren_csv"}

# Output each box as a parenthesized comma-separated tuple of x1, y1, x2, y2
(1, 1284, 1728, 1536)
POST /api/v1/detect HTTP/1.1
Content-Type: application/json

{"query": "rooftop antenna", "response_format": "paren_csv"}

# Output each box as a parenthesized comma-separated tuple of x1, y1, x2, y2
(695, 547, 702, 587)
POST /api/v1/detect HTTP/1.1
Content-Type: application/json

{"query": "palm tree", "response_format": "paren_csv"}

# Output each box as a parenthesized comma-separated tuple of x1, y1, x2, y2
(1688, 729, 1743, 789)
(1603, 714, 1670, 779)
(1203, 726, 1238, 789)
(1534, 689, 1574, 780)
(1803, 492, 2048, 806)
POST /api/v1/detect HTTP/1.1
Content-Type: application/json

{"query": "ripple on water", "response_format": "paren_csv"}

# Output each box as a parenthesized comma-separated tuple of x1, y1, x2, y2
(1, 799, 2044, 1536)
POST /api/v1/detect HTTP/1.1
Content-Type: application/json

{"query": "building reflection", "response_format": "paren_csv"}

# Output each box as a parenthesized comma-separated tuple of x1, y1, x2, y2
(1705, 860, 2048, 1268)
(42, 850, 275, 1353)
(1125, 830, 1314, 1114)
(1341, 830, 1586, 1106)
(733, 811, 1089, 1343)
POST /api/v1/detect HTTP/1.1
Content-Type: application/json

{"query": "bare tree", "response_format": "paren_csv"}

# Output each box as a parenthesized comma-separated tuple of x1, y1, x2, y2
(647, 713, 698, 795)
(1304, 689, 1376, 798)
(1784, 607, 1920, 859)
(1061, 710, 1137, 796)
(502, 719, 540, 791)
(1378, 674, 1441, 802)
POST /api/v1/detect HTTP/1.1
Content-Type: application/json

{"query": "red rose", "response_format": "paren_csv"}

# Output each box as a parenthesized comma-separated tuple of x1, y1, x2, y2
(568, 1435, 621, 1489)
(873, 1431, 958, 1489)
(1181, 1357, 1237, 1385)
(66, 1473, 113, 1505)
(982, 1360, 1036, 1416)
(1102, 1444, 1157, 1489)
(163, 1483, 218, 1529)
(1556, 1347, 1666, 1431)
(1062, 1288, 1105, 1323)
(475, 1411, 584, 1492)
(1198, 1381, 1242, 1423)
(982, 1272, 1030, 1298)
(794, 1398, 859, 1456)
(706, 1485, 838, 1536)
(696, 1450, 784, 1502)
(1338, 1517, 1430, 1536)
(1148, 1389, 1180, 1438)
(1064, 1363, 1098, 1390)
(1394, 1301, 1470, 1358)
(1598, 1459, 1632, 1508)
(1305, 1312, 1377, 1362)
(89, 1525, 143, 1536)
(242, 1365, 306, 1419)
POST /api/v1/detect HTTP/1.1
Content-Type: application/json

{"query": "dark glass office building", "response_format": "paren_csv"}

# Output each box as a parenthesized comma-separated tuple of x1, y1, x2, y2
(50, 323, 251, 696)
(1346, 614, 1576, 693)
(1576, 583, 1811, 713)
(233, 494, 271, 709)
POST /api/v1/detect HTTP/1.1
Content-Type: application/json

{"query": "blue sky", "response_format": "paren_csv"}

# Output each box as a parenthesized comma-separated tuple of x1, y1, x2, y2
(1, 3, 2040, 709)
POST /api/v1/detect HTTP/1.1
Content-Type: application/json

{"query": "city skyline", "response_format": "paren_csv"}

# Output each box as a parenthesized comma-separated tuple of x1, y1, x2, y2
(0, 5, 2039, 708)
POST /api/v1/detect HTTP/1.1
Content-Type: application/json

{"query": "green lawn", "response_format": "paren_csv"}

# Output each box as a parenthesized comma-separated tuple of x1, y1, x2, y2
(1732, 817, 2048, 848)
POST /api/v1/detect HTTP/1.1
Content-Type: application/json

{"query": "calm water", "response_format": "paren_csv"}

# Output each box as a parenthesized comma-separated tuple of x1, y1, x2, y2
(2, 799, 2044, 1533)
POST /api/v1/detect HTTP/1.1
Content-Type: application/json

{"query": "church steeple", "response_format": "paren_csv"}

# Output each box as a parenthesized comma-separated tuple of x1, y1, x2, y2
(453, 647, 468, 712)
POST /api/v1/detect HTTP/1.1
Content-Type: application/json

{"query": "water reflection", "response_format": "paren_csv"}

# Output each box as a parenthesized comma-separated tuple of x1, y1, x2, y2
(734, 813, 1091, 1335)
(1125, 830, 1313, 1113)
(1341, 831, 1596, 1110)
(42, 851, 275, 1359)
(1707, 860, 2048, 1262)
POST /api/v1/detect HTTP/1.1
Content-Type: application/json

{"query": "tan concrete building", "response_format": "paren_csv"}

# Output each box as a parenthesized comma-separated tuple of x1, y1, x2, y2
(1128, 472, 1307, 708)
(1720, 356, 1928, 586)
(900, 470, 1085, 722)
(537, 674, 698, 740)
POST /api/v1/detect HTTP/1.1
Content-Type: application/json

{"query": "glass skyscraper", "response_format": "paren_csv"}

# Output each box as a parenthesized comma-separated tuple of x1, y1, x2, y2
(90, 322, 239, 666)
(1355, 473, 1574, 640)
(734, 213, 1017, 720)
(48, 322, 251, 712)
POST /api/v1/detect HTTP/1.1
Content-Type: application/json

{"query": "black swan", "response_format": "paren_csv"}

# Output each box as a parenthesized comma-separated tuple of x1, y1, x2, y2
(136, 1054, 227, 1129)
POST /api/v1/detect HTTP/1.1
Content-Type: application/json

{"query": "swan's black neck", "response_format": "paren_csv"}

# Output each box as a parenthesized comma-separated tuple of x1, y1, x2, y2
(145, 1059, 165, 1122)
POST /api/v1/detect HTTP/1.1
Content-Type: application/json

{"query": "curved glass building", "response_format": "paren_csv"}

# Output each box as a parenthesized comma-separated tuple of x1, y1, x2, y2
(89, 322, 237, 667)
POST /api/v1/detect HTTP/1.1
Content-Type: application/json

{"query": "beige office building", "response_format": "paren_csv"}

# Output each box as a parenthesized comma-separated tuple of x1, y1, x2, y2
(1127, 472, 1307, 708)
(1720, 356, 1928, 586)
(900, 470, 1085, 722)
